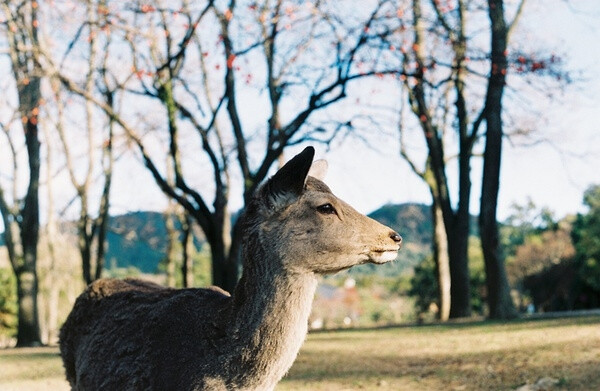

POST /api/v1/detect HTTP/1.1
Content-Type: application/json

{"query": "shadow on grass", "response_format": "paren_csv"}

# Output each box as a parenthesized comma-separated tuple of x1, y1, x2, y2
(288, 339, 599, 389)
(310, 314, 600, 337)
(289, 316, 600, 390)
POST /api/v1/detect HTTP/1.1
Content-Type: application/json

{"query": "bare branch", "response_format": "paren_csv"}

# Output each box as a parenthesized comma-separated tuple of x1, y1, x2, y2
(50, 66, 214, 236)
(507, 0, 527, 40)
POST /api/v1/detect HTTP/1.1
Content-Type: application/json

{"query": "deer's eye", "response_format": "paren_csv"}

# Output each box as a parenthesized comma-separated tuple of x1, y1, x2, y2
(317, 203, 337, 215)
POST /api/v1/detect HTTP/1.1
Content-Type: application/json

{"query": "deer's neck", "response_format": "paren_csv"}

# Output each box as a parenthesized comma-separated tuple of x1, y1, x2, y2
(228, 250, 318, 390)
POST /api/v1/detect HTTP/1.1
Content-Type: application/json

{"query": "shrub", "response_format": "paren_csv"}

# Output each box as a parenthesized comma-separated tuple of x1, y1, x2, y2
(0, 268, 17, 339)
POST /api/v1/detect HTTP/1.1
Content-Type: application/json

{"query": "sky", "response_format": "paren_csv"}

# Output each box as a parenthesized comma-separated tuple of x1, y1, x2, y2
(2, 1, 599, 234)
(100, 0, 600, 224)
(303, 0, 600, 221)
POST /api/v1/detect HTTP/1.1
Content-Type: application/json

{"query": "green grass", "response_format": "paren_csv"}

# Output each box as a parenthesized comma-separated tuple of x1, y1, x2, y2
(1, 316, 599, 391)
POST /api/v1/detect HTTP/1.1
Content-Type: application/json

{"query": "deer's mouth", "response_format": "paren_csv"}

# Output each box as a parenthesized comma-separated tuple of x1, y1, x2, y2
(368, 248, 400, 264)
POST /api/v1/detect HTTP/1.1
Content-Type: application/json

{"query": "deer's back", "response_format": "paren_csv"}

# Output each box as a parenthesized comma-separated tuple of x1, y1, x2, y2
(59, 278, 232, 390)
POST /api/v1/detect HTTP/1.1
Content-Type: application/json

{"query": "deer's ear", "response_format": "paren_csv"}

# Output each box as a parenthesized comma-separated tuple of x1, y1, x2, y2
(265, 146, 315, 206)
(308, 159, 328, 181)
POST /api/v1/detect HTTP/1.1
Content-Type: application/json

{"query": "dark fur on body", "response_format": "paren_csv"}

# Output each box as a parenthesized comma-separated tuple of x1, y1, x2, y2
(59, 147, 402, 390)
(60, 279, 232, 390)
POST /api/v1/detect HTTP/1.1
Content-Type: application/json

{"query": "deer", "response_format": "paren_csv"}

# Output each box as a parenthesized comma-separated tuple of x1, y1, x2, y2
(59, 146, 402, 391)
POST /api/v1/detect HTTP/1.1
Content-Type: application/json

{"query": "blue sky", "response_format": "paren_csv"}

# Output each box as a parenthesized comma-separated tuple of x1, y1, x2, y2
(69, 0, 600, 224)
(2, 1, 598, 232)
(308, 0, 600, 220)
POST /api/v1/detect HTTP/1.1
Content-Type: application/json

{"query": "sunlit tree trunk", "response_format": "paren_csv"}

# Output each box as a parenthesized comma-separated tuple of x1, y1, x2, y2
(432, 196, 451, 321)
(401, 133, 452, 320)
(41, 121, 61, 344)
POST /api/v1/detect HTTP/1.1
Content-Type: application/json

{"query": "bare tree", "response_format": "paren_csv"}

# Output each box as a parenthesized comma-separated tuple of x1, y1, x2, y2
(0, 1, 42, 346)
(41, 0, 403, 292)
(397, 0, 478, 318)
(46, 0, 116, 285)
(398, 89, 451, 321)
(394, 0, 569, 318)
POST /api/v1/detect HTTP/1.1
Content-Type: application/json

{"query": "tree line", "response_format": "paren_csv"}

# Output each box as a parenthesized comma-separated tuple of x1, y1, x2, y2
(410, 190, 600, 317)
(0, 0, 573, 346)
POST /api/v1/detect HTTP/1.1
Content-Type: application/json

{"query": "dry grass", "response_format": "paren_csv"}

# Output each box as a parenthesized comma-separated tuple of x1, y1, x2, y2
(0, 316, 598, 391)
(0, 347, 69, 391)
(281, 316, 600, 390)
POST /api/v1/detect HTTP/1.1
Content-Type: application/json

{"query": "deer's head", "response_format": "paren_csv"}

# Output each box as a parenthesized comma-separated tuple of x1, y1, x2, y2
(243, 147, 402, 274)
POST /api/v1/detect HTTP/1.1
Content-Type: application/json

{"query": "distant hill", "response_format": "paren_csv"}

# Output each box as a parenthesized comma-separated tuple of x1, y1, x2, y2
(344, 203, 433, 276)
(369, 203, 432, 248)
(105, 205, 437, 275)
(364, 203, 480, 276)
(105, 211, 170, 273)
(113, 205, 438, 276)
(0, 211, 195, 273)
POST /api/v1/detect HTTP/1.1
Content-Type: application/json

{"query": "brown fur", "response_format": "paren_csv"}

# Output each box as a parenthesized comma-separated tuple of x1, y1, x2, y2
(59, 147, 402, 390)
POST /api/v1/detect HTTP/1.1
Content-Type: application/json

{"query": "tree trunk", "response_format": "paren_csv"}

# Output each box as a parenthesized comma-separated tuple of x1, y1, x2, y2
(15, 270, 41, 347)
(480, 118, 516, 318)
(207, 209, 236, 292)
(207, 194, 238, 293)
(94, 174, 111, 281)
(409, 0, 472, 319)
(209, 240, 230, 292)
(432, 198, 451, 321)
(46, 284, 60, 345)
(447, 226, 472, 318)
(225, 218, 244, 293)
(79, 206, 93, 285)
(448, 145, 473, 319)
(426, 168, 471, 319)
(42, 123, 60, 344)
(0, 106, 42, 348)
(165, 209, 178, 288)
(14, 106, 42, 346)
(479, 0, 518, 320)
(180, 215, 194, 288)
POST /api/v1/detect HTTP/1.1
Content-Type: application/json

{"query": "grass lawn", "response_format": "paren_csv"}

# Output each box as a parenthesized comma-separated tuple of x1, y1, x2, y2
(1, 316, 598, 391)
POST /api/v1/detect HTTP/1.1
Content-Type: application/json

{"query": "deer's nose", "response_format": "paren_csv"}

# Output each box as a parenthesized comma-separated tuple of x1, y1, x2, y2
(390, 232, 402, 244)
